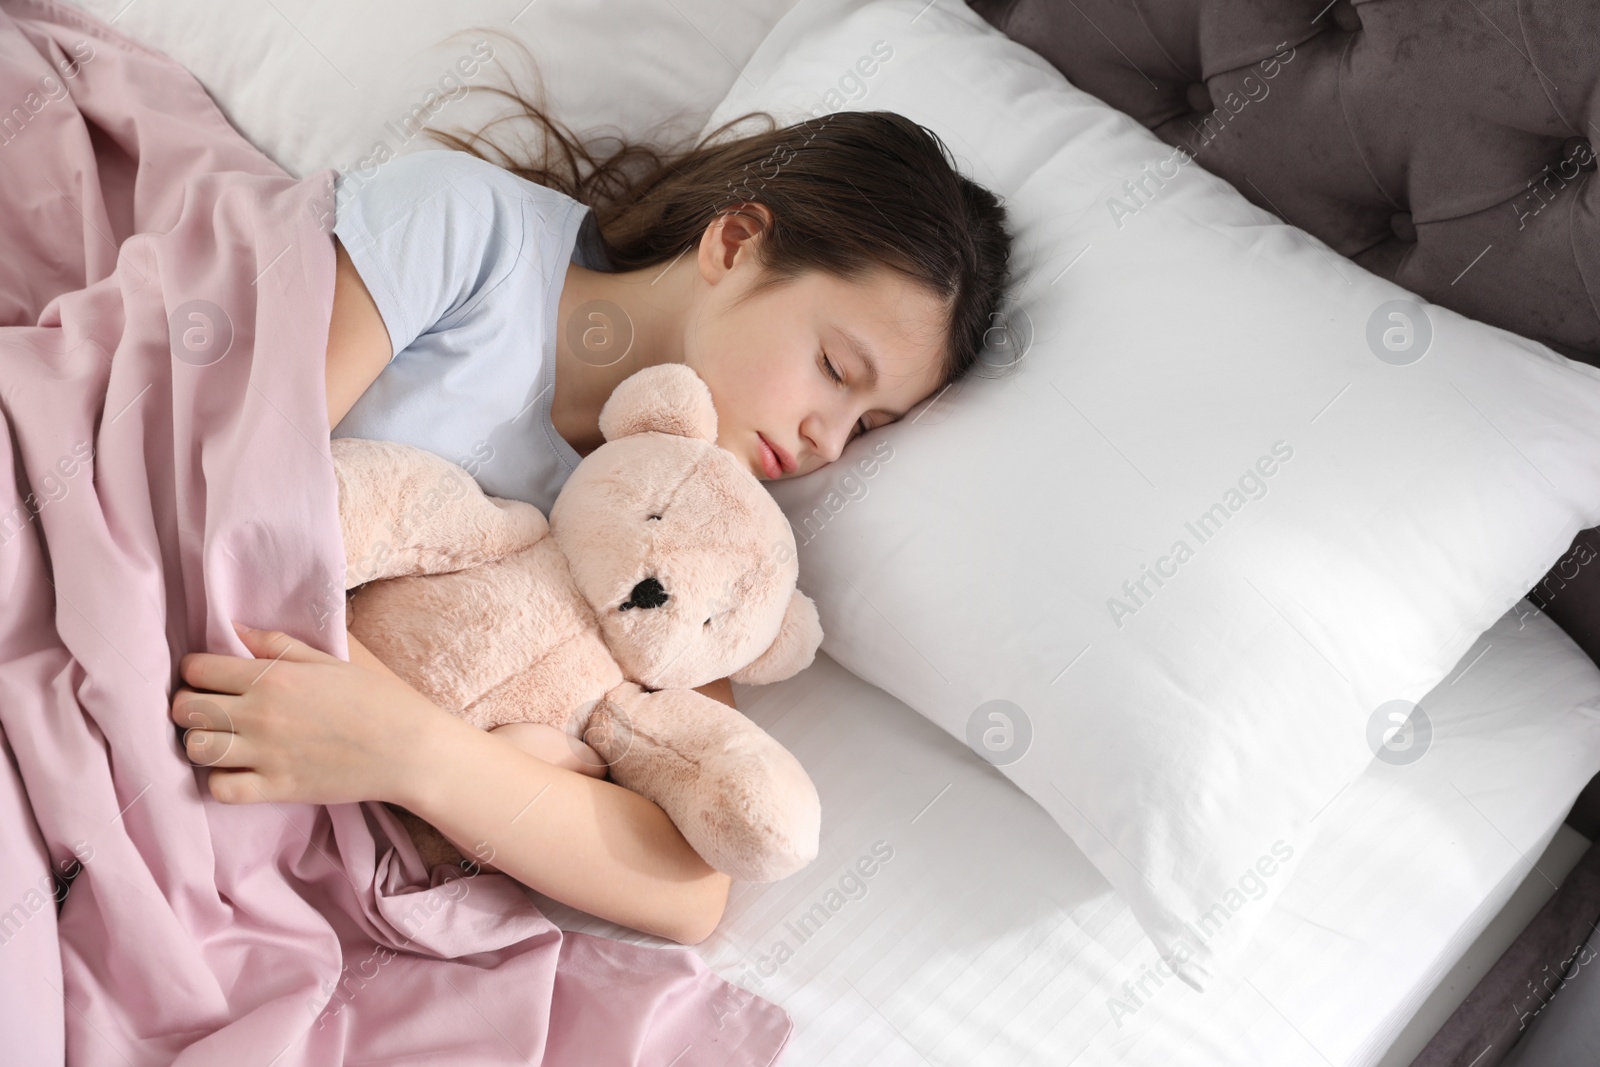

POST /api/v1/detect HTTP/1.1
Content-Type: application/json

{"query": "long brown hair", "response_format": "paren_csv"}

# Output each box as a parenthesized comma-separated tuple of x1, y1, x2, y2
(423, 34, 1016, 394)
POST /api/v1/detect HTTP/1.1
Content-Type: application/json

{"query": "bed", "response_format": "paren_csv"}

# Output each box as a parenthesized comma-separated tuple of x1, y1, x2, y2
(953, 3, 1600, 1063)
(40, 0, 1600, 1064)
(533, 604, 1600, 1066)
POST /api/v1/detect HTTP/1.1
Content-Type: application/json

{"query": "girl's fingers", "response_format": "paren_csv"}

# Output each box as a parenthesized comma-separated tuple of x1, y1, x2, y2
(171, 687, 237, 732)
(232, 623, 341, 665)
(204, 767, 275, 805)
(183, 727, 248, 769)
(178, 652, 272, 695)
(176, 625, 339, 694)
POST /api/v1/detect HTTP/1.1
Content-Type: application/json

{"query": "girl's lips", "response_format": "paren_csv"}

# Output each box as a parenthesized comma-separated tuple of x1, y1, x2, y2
(756, 433, 783, 479)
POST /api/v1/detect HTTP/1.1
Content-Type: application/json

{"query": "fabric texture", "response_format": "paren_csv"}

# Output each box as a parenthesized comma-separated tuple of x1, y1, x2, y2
(0, 0, 793, 1063)
(330, 148, 603, 515)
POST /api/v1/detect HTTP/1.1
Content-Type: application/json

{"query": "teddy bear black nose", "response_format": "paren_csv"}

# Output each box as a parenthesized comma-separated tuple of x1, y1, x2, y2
(620, 577, 669, 611)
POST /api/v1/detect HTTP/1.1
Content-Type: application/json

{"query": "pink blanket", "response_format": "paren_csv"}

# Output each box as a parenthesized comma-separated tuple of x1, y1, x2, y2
(0, 0, 792, 1062)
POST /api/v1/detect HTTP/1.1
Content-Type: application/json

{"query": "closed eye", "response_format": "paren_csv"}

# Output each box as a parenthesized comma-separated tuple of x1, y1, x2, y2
(820, 349, 871, 441)
(821, 352, 844, 384)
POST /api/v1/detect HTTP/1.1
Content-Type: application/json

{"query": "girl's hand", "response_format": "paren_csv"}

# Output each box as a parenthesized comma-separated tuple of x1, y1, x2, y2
(489, 722, 609, 779)
(169, 622, 447, 807)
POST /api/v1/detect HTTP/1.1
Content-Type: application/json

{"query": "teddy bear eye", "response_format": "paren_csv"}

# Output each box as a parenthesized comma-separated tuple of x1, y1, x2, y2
(703, 617, 713, 627)
(647, 514, 661, 521)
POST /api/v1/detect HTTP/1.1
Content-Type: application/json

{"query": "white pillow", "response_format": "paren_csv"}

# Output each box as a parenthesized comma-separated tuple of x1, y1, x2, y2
(61, 0, 800, 177)
(704, 0, 1600, 990)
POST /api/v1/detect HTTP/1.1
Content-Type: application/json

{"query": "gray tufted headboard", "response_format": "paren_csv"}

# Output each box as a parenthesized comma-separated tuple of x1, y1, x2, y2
(965, 0, 1598, 363)
(966, 0, 1600, 683)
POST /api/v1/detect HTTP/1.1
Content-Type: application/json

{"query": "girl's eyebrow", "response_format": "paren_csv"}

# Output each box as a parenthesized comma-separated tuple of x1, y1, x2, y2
(837, 326, 881, 391)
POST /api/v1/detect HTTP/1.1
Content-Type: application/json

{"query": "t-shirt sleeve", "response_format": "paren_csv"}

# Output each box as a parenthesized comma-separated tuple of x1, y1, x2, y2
(332, 150, 529, 363)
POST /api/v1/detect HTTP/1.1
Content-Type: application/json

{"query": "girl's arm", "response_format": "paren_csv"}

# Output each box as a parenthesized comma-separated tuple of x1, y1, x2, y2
(347, 631, 607, 778)
(398, 707, 731, 944)
(352, 633, 737, 931)
(694, 675, 737, 710)
(324, 237, 393, 430)
(174, 625, 731, 945)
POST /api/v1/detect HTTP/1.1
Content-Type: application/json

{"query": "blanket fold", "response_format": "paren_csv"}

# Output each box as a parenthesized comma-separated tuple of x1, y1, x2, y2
(0, 1, 791, 1063)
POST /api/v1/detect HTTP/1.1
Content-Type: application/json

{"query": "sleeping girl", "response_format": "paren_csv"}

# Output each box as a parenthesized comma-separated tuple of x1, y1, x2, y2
(168, 93, 1013, 945)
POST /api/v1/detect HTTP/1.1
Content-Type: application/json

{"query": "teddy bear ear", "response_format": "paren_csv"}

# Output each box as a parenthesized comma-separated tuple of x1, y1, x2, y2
(729, 589, 823, 686)
(596, 364, 718, 444)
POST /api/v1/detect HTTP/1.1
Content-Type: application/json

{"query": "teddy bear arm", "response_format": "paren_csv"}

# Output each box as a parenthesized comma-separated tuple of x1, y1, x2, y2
(334, 436, 548, 589)
(586, 684, 821, 883)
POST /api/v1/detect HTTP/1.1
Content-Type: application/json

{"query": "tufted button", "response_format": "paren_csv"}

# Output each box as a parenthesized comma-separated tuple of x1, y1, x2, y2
(1331, 0, 1362, 32)
(1562, 136, 1596, 173)
(1185, 81, 1213, 114)
(1390, 211, 1417, 243)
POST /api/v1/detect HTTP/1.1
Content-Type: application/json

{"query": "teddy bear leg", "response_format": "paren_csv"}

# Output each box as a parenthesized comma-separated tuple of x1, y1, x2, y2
(585, 683, 821, 883)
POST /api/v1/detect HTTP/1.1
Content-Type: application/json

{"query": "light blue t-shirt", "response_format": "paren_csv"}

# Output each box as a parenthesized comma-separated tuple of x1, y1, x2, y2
(330, 148, 611, 514)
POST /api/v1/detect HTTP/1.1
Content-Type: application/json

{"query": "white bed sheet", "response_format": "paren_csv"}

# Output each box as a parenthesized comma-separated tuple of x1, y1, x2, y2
(533, 600, 1600, 1066)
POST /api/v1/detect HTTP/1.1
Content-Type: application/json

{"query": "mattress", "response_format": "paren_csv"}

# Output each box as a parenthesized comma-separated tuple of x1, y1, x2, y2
(531, 600, 1600, 1066)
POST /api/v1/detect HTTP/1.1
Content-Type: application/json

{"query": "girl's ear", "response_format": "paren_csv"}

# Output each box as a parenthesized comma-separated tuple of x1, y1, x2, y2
(597, 364, 718, 443)
(729, 589, 823, 686)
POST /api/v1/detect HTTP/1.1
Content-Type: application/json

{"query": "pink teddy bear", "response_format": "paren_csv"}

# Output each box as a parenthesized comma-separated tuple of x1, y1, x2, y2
(334, 363, 823, 883)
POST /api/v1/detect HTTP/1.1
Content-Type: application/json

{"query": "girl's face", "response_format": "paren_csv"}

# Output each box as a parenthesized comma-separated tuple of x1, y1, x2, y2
(683, 208, 951, 483)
